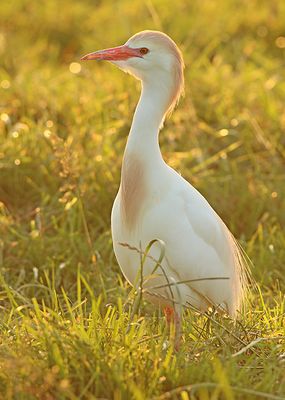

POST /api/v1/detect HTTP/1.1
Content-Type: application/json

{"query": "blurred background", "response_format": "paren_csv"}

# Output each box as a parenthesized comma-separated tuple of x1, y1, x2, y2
(0, 0, 285, 299)
(1, 1, 285, 398)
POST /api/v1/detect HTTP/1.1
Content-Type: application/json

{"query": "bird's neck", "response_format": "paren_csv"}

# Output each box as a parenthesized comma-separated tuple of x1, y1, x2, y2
(119, 78, 172, 228)
(124, 79, 170, 167)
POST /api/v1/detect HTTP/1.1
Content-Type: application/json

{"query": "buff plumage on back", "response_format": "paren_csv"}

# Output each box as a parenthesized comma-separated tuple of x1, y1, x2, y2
(129, 30, 185, 115)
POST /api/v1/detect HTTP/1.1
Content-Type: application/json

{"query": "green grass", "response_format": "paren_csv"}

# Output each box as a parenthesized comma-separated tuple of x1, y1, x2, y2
(1, 0, 285, 398)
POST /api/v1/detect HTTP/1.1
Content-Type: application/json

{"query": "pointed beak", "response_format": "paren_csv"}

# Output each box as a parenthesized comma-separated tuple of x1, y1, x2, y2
(81, 45, 141, 61)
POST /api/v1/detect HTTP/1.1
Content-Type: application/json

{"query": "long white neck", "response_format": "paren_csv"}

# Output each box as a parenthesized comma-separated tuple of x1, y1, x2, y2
(119, 77, 173, 228)
(124, 78, 171, 168)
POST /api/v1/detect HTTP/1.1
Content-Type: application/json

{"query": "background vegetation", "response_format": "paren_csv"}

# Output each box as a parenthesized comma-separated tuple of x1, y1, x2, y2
(0, 0, 285, 398)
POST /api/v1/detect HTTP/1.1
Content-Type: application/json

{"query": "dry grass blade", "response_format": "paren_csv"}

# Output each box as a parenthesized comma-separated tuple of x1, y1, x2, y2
(154, 383, 285, 400)
(232, 336, 285, 357)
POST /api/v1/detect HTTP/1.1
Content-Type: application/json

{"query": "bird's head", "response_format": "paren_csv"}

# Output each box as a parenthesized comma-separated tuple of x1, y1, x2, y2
(81, 30, 184, 113)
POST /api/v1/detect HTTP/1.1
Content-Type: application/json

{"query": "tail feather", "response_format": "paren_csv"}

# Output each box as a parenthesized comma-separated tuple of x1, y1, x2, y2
(227, 231, 253, 316)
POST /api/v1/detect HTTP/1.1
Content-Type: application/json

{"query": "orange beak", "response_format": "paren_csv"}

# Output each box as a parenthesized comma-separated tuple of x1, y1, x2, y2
(81, 45, 142, 61)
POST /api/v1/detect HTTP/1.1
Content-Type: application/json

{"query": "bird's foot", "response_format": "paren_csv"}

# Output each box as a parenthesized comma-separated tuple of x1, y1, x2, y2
(163, 306, 182, 351)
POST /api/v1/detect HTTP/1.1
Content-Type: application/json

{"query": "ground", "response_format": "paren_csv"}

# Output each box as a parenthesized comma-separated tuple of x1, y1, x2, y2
(0, 0, 285, 399)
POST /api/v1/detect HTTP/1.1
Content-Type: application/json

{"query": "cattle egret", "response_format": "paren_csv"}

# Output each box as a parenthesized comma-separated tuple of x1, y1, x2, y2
(81, 31, 249, 342)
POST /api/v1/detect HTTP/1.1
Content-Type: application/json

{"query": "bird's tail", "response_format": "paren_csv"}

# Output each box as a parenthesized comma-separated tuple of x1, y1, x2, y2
(227, 230, 253, 317)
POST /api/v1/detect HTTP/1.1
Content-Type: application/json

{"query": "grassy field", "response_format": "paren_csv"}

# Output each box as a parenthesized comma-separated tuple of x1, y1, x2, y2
(1, 0, 285, 398)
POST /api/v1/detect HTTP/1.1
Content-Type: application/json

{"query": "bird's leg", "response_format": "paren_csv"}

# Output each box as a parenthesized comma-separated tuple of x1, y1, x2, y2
(164, 306, 182, 350)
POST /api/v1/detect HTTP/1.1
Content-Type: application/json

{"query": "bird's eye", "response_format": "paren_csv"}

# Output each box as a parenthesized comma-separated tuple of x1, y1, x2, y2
(140, 47, 149, 55)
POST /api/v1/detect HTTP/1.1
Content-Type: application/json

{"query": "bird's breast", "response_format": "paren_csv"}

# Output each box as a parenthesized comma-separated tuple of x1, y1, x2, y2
(120, 153, 148, 231)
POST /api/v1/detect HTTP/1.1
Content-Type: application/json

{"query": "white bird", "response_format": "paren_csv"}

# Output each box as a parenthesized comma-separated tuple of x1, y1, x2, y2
(81, 31, 249, 338)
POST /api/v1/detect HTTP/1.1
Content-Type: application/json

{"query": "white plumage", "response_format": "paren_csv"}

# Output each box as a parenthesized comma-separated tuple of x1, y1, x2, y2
(82, 30, 249, 324)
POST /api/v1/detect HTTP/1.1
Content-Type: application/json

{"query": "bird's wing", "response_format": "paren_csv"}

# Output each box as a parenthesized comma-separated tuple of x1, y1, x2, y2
(178, 177, 250, 312)
(180, 183, 230, 262)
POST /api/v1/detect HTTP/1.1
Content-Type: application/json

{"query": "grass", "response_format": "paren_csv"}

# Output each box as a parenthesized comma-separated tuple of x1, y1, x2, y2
(0, 0, 285, 398)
